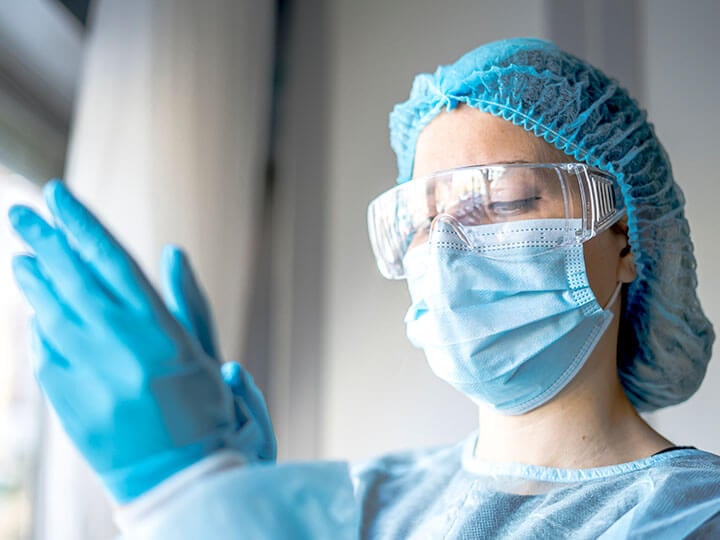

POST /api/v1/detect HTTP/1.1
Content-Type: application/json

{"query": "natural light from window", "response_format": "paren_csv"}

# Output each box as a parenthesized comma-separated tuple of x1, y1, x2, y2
(0, 166, 42, 540)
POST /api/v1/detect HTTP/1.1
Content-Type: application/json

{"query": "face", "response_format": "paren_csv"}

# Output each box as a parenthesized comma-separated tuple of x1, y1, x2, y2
(412, 106, 635, 307)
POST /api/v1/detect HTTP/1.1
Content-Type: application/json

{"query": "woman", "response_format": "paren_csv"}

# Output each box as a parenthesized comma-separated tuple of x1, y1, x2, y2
(8, 38, 720, 538)
(356, 38, 719, 537)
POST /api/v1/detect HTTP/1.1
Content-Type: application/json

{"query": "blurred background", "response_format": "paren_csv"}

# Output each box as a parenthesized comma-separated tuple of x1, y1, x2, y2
(0, 0, 717, 538)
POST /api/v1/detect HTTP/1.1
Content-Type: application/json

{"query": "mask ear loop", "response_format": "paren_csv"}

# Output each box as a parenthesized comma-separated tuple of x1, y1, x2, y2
(604, 281, 623, 310)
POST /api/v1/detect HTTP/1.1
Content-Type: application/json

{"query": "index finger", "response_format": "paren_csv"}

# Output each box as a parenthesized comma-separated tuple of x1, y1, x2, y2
(43, 180, 159, 313)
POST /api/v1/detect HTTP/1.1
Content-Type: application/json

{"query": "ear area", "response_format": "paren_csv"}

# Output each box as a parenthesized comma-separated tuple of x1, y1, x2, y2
(611, 216, 637, 284)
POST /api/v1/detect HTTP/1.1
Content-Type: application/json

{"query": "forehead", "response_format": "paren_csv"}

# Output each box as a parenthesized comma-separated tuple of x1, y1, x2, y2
(412, 106, 559, 180)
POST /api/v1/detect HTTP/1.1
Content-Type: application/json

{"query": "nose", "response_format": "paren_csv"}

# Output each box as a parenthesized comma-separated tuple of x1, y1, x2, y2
(428, 214, 473, 248)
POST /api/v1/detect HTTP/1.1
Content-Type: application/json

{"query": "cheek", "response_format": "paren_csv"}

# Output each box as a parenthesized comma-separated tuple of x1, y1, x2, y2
(583, 234, 619, 307)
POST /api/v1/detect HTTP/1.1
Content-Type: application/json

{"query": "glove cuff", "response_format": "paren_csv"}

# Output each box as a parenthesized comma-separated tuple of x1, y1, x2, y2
(101, 434, 227, 503)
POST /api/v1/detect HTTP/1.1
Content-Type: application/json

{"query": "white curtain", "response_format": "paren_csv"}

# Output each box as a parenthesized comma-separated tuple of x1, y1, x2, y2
(34, 1, 275, 538)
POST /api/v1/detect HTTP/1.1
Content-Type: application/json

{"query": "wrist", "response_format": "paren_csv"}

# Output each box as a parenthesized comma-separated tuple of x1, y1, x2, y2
(101, 434, 228, 503)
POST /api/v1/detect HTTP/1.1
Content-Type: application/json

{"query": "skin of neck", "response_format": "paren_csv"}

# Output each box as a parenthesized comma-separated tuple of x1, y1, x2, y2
(474, 296, 673, 468)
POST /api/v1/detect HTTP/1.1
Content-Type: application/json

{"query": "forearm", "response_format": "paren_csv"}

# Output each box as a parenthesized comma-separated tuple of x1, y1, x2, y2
(115, 453, 359, 540)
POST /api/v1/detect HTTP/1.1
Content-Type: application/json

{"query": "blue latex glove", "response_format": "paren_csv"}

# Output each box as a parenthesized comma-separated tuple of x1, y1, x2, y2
(8, 181, 249, 502)
(160, 245, 276, 462)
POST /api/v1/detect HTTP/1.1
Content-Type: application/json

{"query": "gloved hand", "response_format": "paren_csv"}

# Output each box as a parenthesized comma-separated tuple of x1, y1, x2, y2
(8, 180, 261, 502)
(160, 245, 276, 463)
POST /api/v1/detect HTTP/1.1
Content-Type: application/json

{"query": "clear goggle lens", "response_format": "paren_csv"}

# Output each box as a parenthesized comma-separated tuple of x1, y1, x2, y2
(367, 163, 625, 279)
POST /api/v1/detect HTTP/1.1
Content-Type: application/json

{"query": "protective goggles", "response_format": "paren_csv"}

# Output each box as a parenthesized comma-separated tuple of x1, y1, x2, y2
(367, 163, 625, 279)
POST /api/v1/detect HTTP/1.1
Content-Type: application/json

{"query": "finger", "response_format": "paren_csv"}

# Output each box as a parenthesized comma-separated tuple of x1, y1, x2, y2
(12, 254, 86, 360)
(29, 317, 70, 376)
(30, 317, 74, 410)
(222, 361, 276, 461)
(160, 244, 219, 359)
(43, 180, 158, 312)
(29, 318, 95, 444)
(8, 205, 118, 320)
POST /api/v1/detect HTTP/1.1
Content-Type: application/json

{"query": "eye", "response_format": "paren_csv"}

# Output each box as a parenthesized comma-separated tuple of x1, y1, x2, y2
(487, 196, 541, 217)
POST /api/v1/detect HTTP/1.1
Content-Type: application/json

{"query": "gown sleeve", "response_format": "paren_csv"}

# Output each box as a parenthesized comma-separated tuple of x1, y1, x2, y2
(114, 451, 360, 540)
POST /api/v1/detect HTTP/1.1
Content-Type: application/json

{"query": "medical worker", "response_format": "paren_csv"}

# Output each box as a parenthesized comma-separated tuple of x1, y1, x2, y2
(8, 38, 720, 538)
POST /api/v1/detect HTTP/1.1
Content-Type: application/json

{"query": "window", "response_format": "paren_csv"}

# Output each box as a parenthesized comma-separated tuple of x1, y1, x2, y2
(0, 167, 42, 540)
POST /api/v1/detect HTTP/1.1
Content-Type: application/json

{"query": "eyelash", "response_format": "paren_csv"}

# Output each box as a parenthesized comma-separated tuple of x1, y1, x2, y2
(486, 196, 541, 216)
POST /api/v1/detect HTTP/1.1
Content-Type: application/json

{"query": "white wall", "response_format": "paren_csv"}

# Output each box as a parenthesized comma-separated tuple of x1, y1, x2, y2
(320, 0, 546, 461)
(643, 0, 720, 453)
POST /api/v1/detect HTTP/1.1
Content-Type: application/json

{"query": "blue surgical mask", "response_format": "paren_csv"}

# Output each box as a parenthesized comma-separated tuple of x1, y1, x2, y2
(403, 218, 621, 415)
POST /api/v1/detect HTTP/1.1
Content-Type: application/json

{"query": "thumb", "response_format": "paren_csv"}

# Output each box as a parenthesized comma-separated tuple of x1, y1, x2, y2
(222, 361, 277, 462)
(160, 244, 219, 359)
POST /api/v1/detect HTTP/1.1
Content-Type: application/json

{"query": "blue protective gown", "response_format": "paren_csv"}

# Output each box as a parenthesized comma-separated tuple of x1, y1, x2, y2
(353, 433, 720, 539)
(117, 433, 720, 539)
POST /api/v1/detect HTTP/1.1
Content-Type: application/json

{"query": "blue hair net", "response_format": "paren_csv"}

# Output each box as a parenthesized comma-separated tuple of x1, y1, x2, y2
(389, 37, 714, 411)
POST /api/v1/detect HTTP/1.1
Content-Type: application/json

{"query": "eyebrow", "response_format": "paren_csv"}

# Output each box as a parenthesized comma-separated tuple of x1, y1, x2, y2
(413, 160, 538, 182)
